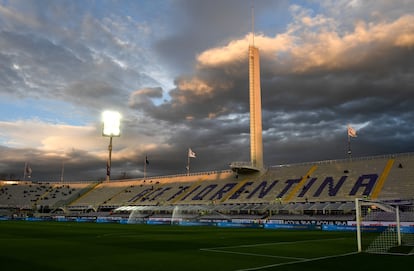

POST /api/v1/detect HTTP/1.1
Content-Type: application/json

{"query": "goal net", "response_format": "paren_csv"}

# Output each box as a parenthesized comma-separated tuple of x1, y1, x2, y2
(355, 198, 414, 255)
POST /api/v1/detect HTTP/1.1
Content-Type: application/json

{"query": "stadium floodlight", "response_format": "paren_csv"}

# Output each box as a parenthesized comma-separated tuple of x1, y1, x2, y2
(102, 110, 121, 181)
(102, 110, 121, 137)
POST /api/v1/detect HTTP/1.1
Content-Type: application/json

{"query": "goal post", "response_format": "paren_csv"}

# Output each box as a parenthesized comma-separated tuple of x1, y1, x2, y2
(355, 198, 362, 252)
(355, 198, 414, 255)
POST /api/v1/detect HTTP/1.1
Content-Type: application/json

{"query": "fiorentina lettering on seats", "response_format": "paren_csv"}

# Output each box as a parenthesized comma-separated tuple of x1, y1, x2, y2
(209, 183, 237, 201)
(276, 179, 301, 198)
(141, 187, 163, 202)
(150, 187, 172, 201)
(298, 177, 317, 197)
(229, 182, 254, 200)
(349, 174, 378, 196)
(312, 176, 348, 197)
(192, 184, 218, 200)
(128, 188, 152, 202)
(135, 173, 380, 203)
(247, 180, 279, 199)
(180, 185, 201, 201)
(166, 185, 190, 201)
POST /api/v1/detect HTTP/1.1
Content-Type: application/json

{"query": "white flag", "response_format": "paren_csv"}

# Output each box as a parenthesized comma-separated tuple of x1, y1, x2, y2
(348, 125, 357, 137)
(188, 148, 196, 158)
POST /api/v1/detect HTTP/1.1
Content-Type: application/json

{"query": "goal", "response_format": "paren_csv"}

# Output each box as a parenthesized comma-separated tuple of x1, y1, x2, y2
(355, 198, 414, 255)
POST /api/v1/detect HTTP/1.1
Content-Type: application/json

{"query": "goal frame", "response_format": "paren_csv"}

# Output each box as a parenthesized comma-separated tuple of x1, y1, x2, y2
(355, 198, 402, 252)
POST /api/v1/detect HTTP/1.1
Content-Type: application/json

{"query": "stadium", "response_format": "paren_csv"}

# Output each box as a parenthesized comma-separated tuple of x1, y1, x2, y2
(1, 152, 414, 227)
(1, 152, 414, 270)
(1, 9, 413, 270)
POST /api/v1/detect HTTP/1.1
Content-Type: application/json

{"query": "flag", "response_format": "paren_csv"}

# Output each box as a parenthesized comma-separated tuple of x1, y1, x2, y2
(348, 125, 357, 138)
(145, 156, 149, 165)
(188, 148, 196, 158)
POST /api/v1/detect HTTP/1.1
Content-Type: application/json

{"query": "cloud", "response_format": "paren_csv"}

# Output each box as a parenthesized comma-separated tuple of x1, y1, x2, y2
(129, 87, 163, 109)
(0, 1, 414, 180)
(0, 119, 98, 151)
(143, 6, 414, 127)
(197, 13, 414, 74)
(136, 2, 414, 169)
(0, 117, 176, 180)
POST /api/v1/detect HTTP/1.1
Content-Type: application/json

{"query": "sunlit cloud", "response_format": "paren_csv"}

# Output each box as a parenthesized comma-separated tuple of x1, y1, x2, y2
(177, 77, 214, 96)
(129, 87, 163, 107)
(0, 120, 98, 151)
(196, 12, 414, 74)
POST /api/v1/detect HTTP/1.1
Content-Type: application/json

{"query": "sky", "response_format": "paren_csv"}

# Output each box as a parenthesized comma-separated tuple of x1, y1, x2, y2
(0, 0, 413, 181)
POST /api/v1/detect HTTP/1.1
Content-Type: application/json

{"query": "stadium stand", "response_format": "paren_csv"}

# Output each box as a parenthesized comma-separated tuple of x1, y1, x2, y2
(1, 153, 413, 224)
(0, 182, 90, 209)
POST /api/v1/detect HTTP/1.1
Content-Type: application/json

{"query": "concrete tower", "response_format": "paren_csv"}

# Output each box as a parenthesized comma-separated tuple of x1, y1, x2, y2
(248, 45, 264, 169)
(230, 6, 264, 173)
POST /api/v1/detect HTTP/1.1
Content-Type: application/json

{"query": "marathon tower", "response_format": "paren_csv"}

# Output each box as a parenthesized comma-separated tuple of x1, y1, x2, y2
(248, 44, 264, 169)
(230, 7, 264, 173)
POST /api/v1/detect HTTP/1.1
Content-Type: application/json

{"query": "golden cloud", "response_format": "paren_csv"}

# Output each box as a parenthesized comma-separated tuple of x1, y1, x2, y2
(196, 14, 414, 73)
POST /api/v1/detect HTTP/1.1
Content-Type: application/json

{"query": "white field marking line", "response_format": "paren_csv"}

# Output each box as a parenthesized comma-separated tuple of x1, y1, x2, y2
(235, 251, 359, 271)
(200, 237, 346, 250)
(200, 248, 307, 261)
(365, 251, 414, 256)
(96, 232, 147, 238)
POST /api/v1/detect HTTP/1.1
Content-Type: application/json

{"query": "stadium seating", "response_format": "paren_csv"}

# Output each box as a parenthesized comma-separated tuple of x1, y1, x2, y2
(0, 181, 90, 210)
(1, 153, 413, 222)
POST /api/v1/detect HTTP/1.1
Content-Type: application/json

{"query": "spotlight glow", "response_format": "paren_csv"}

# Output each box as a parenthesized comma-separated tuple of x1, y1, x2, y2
(102, 110, 121, 136)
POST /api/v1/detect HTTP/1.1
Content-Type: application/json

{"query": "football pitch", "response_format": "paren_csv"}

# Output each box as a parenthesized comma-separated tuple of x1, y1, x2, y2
(0, 221, 412, 271)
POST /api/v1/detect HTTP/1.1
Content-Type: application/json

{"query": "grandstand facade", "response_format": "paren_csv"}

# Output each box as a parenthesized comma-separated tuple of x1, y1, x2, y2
(1, 153, 413, 225)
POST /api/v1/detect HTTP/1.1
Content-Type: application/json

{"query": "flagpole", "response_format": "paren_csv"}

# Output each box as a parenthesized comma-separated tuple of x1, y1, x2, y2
(347, 125, 357, 159)
(23, 162, 27, 181)
(144, 155, 147, 180)
(187, 148, 196, 175)
(60, 161, 65, 183)
(187, 155, 190, 176)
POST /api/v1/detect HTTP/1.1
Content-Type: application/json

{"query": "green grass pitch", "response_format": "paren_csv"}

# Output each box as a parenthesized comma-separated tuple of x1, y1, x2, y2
(0, 221, 412, 271)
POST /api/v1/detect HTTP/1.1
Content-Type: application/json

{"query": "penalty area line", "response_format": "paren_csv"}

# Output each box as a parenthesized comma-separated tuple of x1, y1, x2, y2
(200, 237, 346, 250)
(199, 248, 306, 260)
(234, 251, 359, 271)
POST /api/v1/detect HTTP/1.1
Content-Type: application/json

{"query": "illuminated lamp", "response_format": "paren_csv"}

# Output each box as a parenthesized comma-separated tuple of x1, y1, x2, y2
(102, 110, 121, 181)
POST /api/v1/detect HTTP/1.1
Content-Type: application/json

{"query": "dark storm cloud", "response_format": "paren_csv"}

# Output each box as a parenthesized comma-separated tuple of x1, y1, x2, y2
(154, 0, 288, 73)
(141, 117, 250, 174)
(0, 0, 163, 108)
(137, 4, 414, 171)
(1, 1, 414, 181)
(0, 28, 159, 116)
(0, 145, 99, 181)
